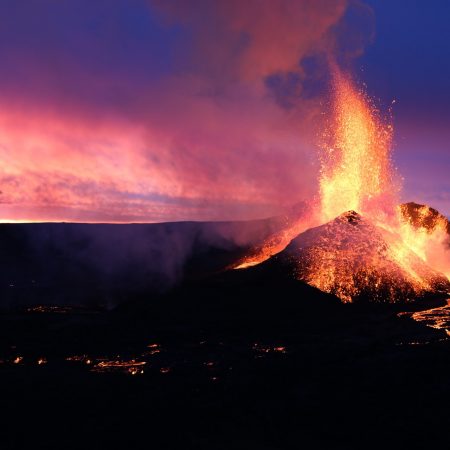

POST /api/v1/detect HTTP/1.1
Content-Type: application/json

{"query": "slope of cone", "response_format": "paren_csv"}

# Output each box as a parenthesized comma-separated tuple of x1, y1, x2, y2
(270, 211, 450, 303)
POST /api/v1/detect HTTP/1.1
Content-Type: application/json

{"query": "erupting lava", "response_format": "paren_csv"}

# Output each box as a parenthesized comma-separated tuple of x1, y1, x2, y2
(234, 68, 450, 303)
(319, 69, 397, 223)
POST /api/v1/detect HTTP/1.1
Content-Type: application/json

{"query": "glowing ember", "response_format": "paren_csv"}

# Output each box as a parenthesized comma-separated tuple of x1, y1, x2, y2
(143, 343, 161, 356)
(273, 347, 286, 353)
(252, 343, 287, 354)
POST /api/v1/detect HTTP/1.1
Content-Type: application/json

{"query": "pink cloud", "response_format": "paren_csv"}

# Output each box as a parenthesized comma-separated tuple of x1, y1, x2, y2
(0, 0, 351, 222)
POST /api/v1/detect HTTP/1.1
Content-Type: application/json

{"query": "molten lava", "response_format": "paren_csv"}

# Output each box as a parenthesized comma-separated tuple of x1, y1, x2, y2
(234, 67, 450, 303)
(408, 299, 450, 336)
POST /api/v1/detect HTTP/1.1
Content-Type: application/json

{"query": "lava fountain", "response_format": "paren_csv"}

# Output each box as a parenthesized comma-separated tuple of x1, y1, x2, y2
(234, 67, 450, 303)
(318, 68, 398, 223)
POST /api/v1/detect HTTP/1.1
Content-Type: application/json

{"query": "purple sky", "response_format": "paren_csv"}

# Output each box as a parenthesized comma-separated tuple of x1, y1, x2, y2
(360, 0, 450, 217)
(0, 0, 448, 222)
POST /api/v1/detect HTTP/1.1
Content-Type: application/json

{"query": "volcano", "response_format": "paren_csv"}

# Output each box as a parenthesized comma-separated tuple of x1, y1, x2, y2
(233, 70, 450, 304)
(252, 210, 450, 303)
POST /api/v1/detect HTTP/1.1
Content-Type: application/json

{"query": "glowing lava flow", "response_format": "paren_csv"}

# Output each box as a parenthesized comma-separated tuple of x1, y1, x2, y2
(233, 208, 317, 269)
(409, 298, 450, 336)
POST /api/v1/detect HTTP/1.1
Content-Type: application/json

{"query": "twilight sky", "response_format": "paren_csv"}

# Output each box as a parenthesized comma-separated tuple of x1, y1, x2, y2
(0, 0, 448, 222)
(361, 0, 450, 218)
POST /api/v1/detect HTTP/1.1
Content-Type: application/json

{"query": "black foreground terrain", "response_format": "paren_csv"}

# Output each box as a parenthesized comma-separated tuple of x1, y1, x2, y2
(0, 262, 449, 450)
